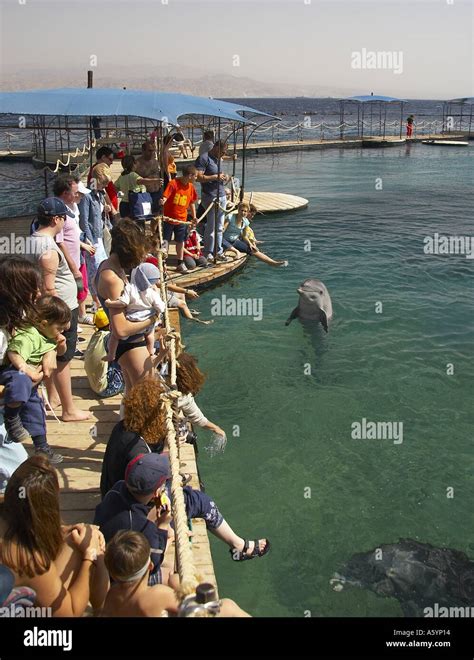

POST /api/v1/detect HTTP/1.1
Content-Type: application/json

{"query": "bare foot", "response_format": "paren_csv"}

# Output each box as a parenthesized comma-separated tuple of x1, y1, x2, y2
(61, 409, 92, 422)
(47, 397, 61, 409)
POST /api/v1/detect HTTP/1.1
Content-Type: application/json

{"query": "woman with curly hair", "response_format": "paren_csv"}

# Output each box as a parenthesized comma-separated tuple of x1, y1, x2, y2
(174, 353, 225, 438)
(95, 219, 170, 392)
(0, 455, 108, 616)
(100, 375, 167, 497)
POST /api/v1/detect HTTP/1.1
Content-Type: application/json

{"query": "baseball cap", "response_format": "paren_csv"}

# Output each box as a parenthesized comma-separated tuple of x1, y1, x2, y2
(37, 197, 75, 219)
(125, 453, 171, 495)
(77, 181, 91, 195)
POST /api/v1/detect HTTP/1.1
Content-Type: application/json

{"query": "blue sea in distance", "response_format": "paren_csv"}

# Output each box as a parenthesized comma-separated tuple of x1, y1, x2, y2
(183, 143, 473, 617)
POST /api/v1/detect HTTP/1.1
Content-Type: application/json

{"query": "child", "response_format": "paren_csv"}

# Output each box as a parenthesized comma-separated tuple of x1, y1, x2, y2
(161, 164, 198, 274)
(183, 221, 208, 270)
(102, 530, 179, 617)
(104, 263, 166, 362)
(0, 295, 70, 462)
(114, 155, 161, 219)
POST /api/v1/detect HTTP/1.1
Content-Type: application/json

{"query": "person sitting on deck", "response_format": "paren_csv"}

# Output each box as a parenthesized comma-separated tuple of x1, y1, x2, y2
(96, 452, 271, 582)
(99, 375, 199, 500)
(101, 530, 179, 617)
(183, 221, 208, 270)
(0, 456, 109, 617)
(161, 165, 199, 274)
(0, 295, 70, 463)
(171, 353, 226, 440)
(222, 202, 286, 267)
(114, 155, 162, 220)
(104, 262, 166, 363)
(101, 530, 250, 617)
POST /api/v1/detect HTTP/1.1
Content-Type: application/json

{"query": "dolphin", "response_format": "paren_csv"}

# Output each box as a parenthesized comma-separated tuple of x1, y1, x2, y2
(330, 539, 474, 617)
(285, 278, 333, 332)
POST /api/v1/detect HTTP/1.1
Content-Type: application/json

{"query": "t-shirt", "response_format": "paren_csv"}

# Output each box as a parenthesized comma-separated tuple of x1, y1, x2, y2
(100, 420, 163, 498)
(55, 203, 81, 270)
(224, 215, 249, 243)
(28, 233, 78, 311)
(198, 140, 214, 156)
(93, 480, 168, 577)
(194, 151, 226, 198)
(163, 179, 197, 223)
(114, 172, 146, 202)
(6, 326, 56, 366)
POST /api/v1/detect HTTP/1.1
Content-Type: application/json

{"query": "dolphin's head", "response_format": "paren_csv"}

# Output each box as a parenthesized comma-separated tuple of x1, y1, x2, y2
(297, 279, 326, 305)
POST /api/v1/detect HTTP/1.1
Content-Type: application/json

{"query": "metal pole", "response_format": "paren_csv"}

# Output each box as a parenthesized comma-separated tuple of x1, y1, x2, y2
(240, 124, 246, 201)
(213, 118, 221, 262)
(361, 104, 364, 140)
(468, 105, 473, 139)
(340, 101, 344, 140)
(383, 105, 387, 139)
(87, 70, 93, 89)
(399, 102, 403, 139)
(42, 118, 48, 197)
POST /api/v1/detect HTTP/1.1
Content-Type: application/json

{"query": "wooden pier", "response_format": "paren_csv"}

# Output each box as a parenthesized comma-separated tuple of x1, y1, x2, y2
(0, 214, 219, 591)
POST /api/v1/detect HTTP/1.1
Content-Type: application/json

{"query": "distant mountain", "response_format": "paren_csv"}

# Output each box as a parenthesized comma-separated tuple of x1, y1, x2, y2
(0, 66, 359, 98)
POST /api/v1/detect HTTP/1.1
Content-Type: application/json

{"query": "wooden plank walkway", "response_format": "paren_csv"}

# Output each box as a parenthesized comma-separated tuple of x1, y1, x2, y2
(242, 191, 308, 213)
(52, 313, 218, 589)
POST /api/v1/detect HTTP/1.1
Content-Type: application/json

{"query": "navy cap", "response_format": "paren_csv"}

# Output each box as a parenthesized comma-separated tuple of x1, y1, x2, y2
(125, 453, 171, 495)
(37, 197, 75, 219)
(0, 565, 14, 606)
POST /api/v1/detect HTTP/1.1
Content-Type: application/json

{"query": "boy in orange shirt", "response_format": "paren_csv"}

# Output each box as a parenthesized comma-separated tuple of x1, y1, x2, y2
(161, 165, 198, 273)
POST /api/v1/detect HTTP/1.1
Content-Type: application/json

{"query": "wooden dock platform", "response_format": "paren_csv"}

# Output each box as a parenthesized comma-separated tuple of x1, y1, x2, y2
(53, 314, 218, 589)
(242, 191, 308, 213)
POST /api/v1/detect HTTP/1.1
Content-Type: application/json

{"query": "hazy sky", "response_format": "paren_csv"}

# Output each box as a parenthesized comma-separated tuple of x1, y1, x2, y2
(0, 0, 472, 98)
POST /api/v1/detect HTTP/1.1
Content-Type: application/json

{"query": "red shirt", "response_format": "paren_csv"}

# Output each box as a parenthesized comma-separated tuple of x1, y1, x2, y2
(163, 179, 197, 224)
(185, 230, 201, 257)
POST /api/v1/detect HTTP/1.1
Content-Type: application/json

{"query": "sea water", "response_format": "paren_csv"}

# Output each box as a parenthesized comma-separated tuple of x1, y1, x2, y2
(184, 144, 474, 617)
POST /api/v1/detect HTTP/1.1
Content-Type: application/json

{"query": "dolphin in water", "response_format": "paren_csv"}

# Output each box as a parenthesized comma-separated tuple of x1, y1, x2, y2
(285, 278, 333, 331)
(330, 539, 474, 617)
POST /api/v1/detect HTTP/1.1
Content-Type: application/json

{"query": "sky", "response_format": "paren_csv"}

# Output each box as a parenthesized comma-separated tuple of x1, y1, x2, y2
(0, 0, 472, 98)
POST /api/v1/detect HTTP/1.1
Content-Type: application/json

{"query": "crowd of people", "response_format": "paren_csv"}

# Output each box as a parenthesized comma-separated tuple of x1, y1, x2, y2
(0, 130, 273, 618)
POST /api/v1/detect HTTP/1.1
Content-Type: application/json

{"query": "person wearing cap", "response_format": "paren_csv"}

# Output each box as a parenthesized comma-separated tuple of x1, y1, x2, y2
(28, 198, 90, 424)
(103, 261, 166, 363)
(95, 453, 271, 579)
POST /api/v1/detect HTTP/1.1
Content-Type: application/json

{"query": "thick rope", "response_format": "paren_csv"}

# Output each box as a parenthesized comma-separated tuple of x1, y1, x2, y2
(155, 217, 200, 597)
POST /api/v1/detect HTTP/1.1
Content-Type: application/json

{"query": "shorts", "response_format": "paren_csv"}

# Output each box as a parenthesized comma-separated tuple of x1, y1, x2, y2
(163, 221, 187, 243)
(77, 261, 89, 304)
(57, 307, 79, 363)
(222, 237, 252, 255)
(167, 293, 181, 308)
(115, 338, 147, 362)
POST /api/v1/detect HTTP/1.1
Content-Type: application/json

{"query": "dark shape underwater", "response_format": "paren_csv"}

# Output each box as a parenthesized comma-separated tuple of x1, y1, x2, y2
(331, 538, 474, 617)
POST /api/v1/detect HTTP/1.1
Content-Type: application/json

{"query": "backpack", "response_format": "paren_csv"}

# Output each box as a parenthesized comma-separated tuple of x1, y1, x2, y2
(83, 330, 124, 398)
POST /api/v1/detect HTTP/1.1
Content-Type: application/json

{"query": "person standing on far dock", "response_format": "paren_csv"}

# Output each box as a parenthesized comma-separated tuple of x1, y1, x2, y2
(406, 115, 415, 138)
(198, 130, 215, 156)
(195, 140, 230, 263)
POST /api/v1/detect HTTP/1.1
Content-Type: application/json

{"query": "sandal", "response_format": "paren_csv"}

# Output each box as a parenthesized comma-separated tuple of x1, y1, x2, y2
(229, 538, 271, 562)
(180, 472, 192, 487)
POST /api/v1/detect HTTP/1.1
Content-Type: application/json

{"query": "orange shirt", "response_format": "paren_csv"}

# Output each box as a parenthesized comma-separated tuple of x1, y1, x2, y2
(163, 179, 197, 223)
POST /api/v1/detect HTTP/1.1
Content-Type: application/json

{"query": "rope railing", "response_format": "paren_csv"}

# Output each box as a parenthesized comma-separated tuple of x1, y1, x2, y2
(154, 217, 201, 600)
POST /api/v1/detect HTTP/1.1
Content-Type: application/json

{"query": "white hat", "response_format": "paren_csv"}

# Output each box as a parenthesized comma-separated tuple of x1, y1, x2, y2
(77, 181, 91, 195)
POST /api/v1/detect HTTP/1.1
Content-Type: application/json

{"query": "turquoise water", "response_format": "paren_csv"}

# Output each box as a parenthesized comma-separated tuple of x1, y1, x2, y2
(187, 144, 474, 617)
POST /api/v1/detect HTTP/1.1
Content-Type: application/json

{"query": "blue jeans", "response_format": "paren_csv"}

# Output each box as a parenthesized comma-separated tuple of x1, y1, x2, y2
(202, 194, 226, 258)
(222, 237, 252, 255)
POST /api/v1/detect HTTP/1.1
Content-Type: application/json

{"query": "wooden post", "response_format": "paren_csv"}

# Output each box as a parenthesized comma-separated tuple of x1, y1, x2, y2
(213, 118, 221, 262)
(42, 117, 48, 197)
(240, 124, 246, 201)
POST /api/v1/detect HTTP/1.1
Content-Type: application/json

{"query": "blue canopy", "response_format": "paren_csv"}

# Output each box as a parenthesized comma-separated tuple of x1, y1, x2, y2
(345, 95, 405, 103)
(0, 88, 273, 125)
